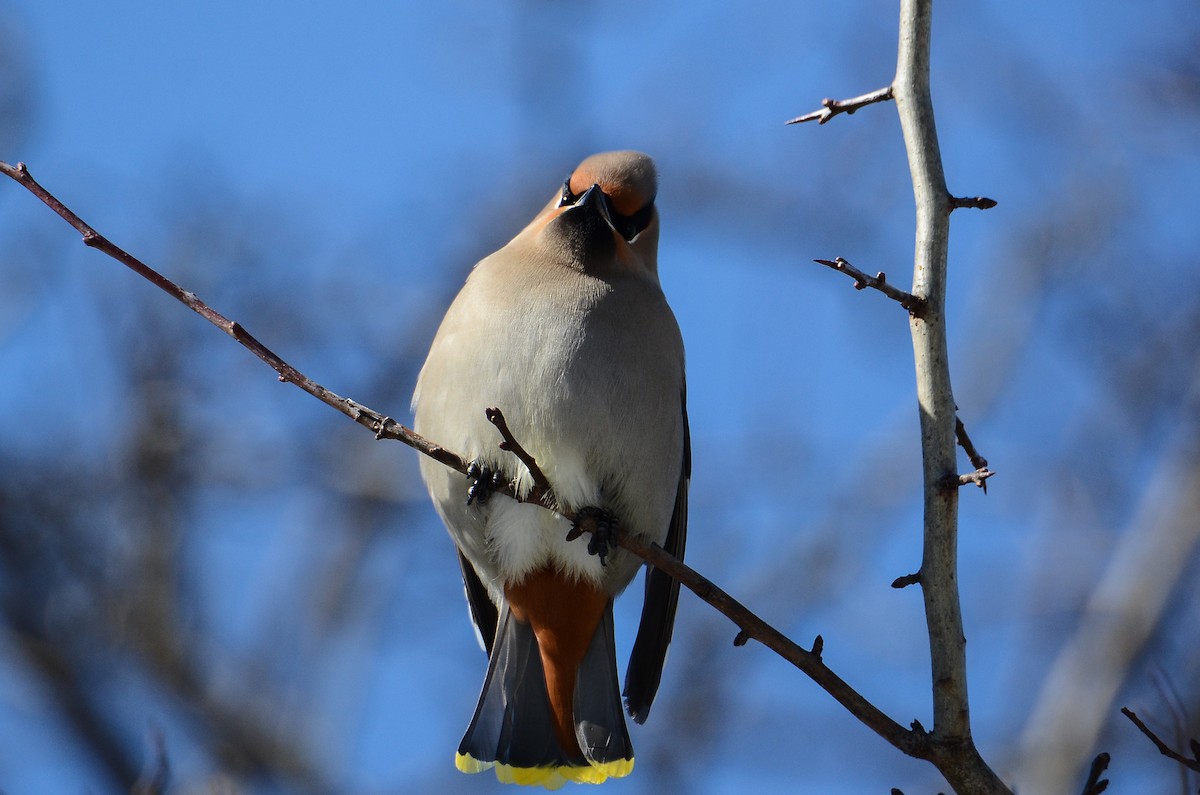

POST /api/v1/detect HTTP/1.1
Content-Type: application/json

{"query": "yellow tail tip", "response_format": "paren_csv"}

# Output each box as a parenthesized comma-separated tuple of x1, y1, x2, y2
(455, 753, 634, 788)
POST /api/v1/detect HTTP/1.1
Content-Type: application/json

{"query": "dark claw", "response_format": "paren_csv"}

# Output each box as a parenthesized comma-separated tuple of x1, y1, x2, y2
(567, 506, 617, 567)
(466, 460, 505, 506)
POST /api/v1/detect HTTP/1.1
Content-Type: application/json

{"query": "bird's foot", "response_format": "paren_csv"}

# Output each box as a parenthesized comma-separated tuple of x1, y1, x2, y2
(465, 460, 506, 506)
(566, 506, 617, 567)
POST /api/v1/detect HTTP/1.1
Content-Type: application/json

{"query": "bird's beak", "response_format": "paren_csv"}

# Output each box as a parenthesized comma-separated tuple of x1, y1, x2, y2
(573, 183, 616, 231)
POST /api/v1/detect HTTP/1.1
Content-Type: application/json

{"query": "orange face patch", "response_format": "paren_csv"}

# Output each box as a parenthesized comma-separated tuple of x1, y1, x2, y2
(568, 170, 645, 217)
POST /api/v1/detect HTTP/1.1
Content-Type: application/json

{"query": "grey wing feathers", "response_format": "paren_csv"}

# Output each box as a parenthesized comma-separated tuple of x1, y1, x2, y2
(622, 391, 689, 724)
(458, 607, 574, 767)
(458, 550, 499, 656)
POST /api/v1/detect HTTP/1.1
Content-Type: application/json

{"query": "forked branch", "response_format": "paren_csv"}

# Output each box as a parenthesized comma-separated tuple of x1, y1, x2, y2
(814, 257, 927, 316)
(955, 416, 989, 470)
(1078, 752, 1111, 795)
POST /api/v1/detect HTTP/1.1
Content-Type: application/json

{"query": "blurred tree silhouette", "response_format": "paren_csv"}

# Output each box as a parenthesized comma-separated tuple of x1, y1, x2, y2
(2, 2, 1200, 793)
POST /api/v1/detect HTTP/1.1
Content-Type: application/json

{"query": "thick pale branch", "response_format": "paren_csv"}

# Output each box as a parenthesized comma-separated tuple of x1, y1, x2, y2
(0, 158, 936, 766)
(786, 86, 894, 125)
(894, 0, 971, 747)
(893, 0, 1007, 788)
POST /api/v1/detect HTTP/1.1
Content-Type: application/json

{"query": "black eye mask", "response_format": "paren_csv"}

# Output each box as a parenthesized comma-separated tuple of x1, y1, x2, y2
(559, 179, 655, 243)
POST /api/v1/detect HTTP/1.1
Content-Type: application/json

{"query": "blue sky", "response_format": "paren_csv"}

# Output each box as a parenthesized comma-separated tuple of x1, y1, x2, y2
(1, 1, 1198, 793)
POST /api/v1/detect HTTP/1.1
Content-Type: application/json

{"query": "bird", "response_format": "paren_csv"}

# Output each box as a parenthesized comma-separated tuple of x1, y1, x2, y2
(412, 150, 689, 788)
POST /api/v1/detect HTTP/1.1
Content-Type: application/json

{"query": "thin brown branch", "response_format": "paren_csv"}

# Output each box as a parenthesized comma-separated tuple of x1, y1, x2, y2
(786, 86, 894, 125)
(892, 572, 922, 589)
(617, 529, 927, 757)
(954, 416, 989, 470)
(0, 158, 936, 767)
(813, 257, 927, 316)
(1121, 707, 1200, 774)
(0, 161, 465, 487)
(485, 407, 554, 501)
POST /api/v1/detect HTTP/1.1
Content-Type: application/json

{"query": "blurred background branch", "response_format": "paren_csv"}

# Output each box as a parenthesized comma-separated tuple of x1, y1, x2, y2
(2, 1, 1199, 793)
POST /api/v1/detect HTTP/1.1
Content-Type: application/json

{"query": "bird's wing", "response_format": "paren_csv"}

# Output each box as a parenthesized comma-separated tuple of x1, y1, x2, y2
(459, 549, 499, 656)
(623, 387, 689, 723)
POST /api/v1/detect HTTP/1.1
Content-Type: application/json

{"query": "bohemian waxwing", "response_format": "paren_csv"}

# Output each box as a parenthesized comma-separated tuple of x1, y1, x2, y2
(412, 151, 689, 787)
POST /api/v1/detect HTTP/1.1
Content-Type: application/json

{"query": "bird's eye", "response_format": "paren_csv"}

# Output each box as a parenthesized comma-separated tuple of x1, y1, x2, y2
(558, 179, 578, 207)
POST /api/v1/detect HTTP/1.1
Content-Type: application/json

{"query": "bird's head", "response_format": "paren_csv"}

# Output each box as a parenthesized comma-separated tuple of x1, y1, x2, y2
(527, 151, 660, 277)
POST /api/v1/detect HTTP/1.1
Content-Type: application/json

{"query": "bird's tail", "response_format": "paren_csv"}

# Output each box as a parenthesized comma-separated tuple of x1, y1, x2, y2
(456, 602, 634, 788)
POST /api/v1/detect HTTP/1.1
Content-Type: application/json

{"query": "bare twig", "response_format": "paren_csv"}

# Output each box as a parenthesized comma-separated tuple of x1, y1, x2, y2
(942, 424, 995, 490)
(813, 257, 927, 316)
(1121, 707, 1200, 774)
(786, 86, 894, 125)
(954, 416, 989, 470)
(892, 572, 922, 589)
(949, 195, 998, 211)
(1078, 752, 1110, 795)
(951, 468, 995, 491)
(485, 407, 554, 500)
(1148, 665, 1193, 774)
(0, 158, 939, 769)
